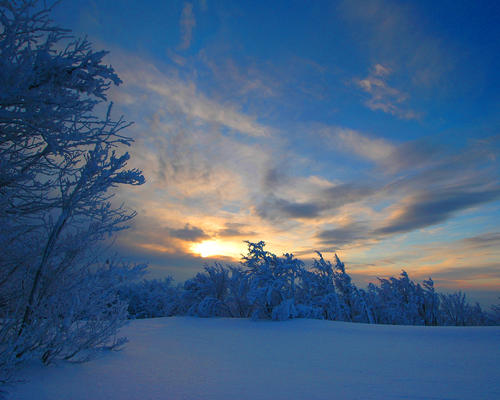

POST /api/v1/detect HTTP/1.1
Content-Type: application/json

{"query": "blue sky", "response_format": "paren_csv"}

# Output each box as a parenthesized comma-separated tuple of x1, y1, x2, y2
(53, 0, 500, 304)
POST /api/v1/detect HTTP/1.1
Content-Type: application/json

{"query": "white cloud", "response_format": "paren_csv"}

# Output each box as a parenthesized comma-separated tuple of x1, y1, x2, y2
(146, 79, 270, 137)
(179, 2, 196, 49)
(325, 127, 395, 163)
(116, 60, 272, 137)
(373, 63, 390, 77)
(354, 64, 418, 120)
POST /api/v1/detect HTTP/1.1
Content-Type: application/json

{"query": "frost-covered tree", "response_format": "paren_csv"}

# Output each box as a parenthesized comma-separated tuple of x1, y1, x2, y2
(421, 278, 440, 326)
(180, 264, 252, 318)
(244, 241, 305, 320)
(439, 292, 489, 326)
(490, 299, 500, 325)
(299, 253, 344, 320)
(109, 242, 496, 327)
(370, 271, 425, 325)
(0, 0, 144, 381)
(330, 254, 374, 323)
(225, 266, 252, 318)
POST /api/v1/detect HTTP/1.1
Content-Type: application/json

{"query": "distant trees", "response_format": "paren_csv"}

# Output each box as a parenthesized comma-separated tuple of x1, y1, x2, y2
(121, 241, 500, 327)
(0, 0, 144, 382)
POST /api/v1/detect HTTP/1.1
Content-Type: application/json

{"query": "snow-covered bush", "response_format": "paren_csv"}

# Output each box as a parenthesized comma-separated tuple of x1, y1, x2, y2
(439, 292, 489, 326)
(299, 253, 346, 320)
(174, 242, 495, 326)
(0, 0, 144, 381)
(182, 264, 234, 317)
(369, 271, 426, 325)
(225, 266, 252, 318)
(244, 242, 305, 320)
(180, 264, 252, 318)
(99, 241, 497, 328)
(120, 278, 182, 319)
(421, 278, 441, 326)
(367, 272, 444, 326)
(329, 254, 374, 323)
(490, 299, 500, 324)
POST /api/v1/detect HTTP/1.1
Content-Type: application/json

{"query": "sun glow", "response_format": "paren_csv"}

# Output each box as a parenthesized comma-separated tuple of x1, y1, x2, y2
(191, 240, 243, 259)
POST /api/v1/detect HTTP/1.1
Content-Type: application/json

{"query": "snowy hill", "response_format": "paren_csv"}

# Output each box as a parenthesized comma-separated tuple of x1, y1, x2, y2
(8, 317, 500, 400)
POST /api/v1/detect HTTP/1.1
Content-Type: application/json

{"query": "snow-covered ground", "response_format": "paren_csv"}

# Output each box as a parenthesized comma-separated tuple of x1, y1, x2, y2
(7, 317, 500, 400)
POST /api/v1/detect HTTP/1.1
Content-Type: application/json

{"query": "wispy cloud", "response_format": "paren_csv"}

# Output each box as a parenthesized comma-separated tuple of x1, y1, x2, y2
(354, 64, 419, 119)
(315, 222, 369, 248)
(376, 188, 500, 235)
(217, 222, 256, 238)
(115, 59, 272, 137)
(198, 54, 279, 99)
(256, 183, 374, 222)
(312, 131, 500, 249)
(327, 127, 395, 162)
(179, 2, 196, 49)
(144, 79, 270, 137)
(339, 0, 453, 87)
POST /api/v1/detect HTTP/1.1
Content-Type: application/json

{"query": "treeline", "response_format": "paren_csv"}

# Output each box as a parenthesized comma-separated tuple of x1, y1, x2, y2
(120, 242, 500, 326)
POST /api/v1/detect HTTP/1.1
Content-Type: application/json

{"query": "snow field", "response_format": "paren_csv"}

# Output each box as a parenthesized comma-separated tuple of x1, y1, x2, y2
(8, 317, 500, 400)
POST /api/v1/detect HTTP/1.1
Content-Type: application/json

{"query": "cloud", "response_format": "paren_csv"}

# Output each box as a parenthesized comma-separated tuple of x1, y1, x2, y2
(179, 2, 196, 49)
(334, 128, 395, 162)
(428, 264, 500, 282)
(330, 127, 395, 162)
(262, 166, 289, 191)
(257, 197, 323, 220)
(354, 64, 419, 119)
(461, 232, 500, 249)
(322, 184, 375, 208)
(308, 133, 500, 248)
(376, 188, 500, 235)
(373, 64, 390, 76)
(111, 54, 273, 137)
(196, 51, 280, 103)
(217, 223, 256, 238)
(256, 183, 374, 221)
(169, 223, 210, 242)
(315, 223, 369, 248)
(339, 0, 453, 88)
(143, 77, 271, 137)
(323, 127, 452, 174)
(104, 48, 499, 291)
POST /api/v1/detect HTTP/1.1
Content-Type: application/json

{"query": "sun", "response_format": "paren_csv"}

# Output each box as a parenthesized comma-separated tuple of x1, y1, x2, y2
(191, 240, 242, 258)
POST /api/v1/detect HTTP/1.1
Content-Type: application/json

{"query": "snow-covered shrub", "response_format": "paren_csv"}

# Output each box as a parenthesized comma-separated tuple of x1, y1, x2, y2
(330, 255, 374, 323)
(369, 271, 427, 325)
(120, 278, 181, 319)
(298, 252, 373, 323)
(299, 253, 344, 321)
(421, 278, 440, 326)
(244, 242, 305, 320)
(490, 299, 500, 325)
(112, 243, 495, 328)
(439, 292, 489, 326)
(182, 264, 234, 317)
(225, 266, 252, 318)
